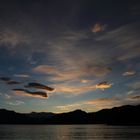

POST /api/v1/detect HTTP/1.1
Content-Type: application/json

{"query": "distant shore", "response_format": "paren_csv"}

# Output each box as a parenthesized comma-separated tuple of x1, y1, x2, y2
(0, 104, 140, 125)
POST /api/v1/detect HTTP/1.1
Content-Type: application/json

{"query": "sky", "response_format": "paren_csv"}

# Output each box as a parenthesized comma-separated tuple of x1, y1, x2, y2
(0, 0, 140, 113)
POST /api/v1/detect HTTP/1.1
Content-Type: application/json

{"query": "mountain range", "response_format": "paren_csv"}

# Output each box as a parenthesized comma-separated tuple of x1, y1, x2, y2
(0, 104, 140, 125)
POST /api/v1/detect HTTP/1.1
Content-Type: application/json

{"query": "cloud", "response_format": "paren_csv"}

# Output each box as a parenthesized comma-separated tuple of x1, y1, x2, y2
(56, 103, 82, 111)
(131, 95, 140, 100)
(14, 74, 29, 78)
(123, 94, 140, 104)
(33, 65, 83, 81)
(0, 77, 11, 81)
(33, 65, 58, 74)
(33, 65, 112, 95)
(0, 93, 11, 99)
(0, 77, 20, 85)
(86, 98, 118, 105)
(33, 64, 111, 82)
(91, 23, 106, 33)
(80, 79, 90, 83)
(54, 81, 112, 95)
(97, 23, 140, 61)
(85, 98, 120, 109)
(95, 82, 113, 90)
(7, 80, 21, 85)
(56, 94, 140, 112)
(4, 94, 11, 99)
(25, 82, 54, 91)
(128, 81, 140, 89)
(55, 83, 96, 94)
(13, 88, 48, 98)
(83, 65, 111, 77)
(7, 100, 25, 106)
(0, 29, 29, 47)
(49, 70, 83, 82)
(56, 97, 119, 112)
(82, 96, 133, 110)
(122, 71, 136, 76)
(127, 90, 134, 95)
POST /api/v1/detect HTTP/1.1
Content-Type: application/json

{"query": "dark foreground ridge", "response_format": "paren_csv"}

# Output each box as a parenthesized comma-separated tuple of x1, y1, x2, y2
(0, 104, 140, 125)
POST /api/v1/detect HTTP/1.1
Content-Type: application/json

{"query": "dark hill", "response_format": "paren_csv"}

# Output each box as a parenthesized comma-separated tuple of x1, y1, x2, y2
(0, 104, 140, 125)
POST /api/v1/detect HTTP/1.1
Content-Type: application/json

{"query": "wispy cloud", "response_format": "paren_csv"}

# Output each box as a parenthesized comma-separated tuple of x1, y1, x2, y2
(56, 103, 82, 112)
(131, 95, 140, 100)
(55, 97, 119, 112)
(7, 100, 25, 106)
(86, 97, 119, 105)
(4, 94, 11, 99)
(7, 80, 21, 85)
(54, 81, 112, 95)
(0, 29, 29, 47)
(14, 74, 30, 78)
(127, 81, 140, 89)
(0, 93, 11, 99)
(33, 65, 58, 74)
(91, 23, 106, 33)
(56, 94, 140, 112)
(54, 83, 96, 95)
(97, 23, 140, 61)
(122, 71, 136, 76)
(33, 64, 111, 82)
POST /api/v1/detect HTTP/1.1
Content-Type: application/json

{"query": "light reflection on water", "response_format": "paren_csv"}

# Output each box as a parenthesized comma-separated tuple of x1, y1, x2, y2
(0, 125, 140, 140)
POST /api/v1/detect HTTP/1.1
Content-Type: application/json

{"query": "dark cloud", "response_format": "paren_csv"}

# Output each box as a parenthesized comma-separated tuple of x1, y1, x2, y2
(25, 82, 54, 91)
(13, 88, 48, 98)
(0, 76, 20, 85)
(0, 77, 11, 81)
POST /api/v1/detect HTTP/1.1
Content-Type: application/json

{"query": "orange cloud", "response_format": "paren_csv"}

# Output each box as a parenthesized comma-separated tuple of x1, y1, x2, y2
(96, 82, 113, 90)
(54, 83, 97, 95)
(53, 81, 111, 95)
(81, 79, 90, 83)
(86, 98, 118, 105)
(91, 23, 106, 33)
(56, 97, 119, 112)
(33, 64, 111, 82)
(56, 103, 82, 111)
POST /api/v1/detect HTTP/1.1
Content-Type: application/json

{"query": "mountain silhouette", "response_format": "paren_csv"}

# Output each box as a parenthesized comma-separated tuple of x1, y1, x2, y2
(0, 104, 140, 125)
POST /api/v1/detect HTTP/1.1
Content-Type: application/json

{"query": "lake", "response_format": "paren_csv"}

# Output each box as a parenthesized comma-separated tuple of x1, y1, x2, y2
(0, 125, 140, 140)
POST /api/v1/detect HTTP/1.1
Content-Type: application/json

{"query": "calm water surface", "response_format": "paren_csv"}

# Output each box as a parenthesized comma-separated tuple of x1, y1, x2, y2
(0, 125, 140, 140)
